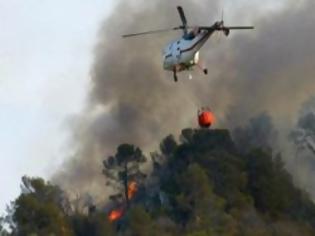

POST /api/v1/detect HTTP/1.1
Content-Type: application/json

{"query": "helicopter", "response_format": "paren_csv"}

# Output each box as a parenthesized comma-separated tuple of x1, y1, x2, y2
(122, 6, 254, 82)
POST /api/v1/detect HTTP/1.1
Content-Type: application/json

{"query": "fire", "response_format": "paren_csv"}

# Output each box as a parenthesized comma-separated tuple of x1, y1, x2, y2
(107, 181, 138, 223)
(108, 208, 124, 222)
(127, 181, 137, 199)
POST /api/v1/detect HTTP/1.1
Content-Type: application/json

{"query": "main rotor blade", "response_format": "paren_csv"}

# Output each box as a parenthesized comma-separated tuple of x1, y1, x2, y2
(198, 26, 215, 30)
(122, 27, 181, 38)
(225, 26, 254, 30)
(177, 6, 187, 27)
(198, 26, 254, 31)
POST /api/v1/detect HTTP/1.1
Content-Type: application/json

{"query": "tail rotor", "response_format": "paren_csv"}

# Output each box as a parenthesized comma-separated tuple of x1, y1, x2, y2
(219, 10, 230, 37)
(214, 10, 226, 43)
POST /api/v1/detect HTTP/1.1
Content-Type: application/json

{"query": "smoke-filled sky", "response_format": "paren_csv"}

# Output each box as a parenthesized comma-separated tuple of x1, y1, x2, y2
(1, 0, 310, 214)
(53, 0, 315, 205)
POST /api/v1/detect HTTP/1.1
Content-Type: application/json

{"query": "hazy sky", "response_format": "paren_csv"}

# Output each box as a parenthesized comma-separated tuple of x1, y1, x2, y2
(0, 0, 116, 214)
(0, 0, 287, 215)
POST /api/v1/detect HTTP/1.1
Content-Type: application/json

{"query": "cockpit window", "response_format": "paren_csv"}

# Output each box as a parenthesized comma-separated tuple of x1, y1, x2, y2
(183, 32, 196, 40)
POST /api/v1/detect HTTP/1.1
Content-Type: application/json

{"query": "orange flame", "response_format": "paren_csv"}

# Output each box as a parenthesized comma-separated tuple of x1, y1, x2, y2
(127, 181, 138, 199)
(108, 208, 124, 222)
(108, 182, 137, 223)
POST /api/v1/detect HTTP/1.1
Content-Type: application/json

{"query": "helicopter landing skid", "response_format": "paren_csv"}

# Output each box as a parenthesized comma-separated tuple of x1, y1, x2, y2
(173, 68, 178, 82)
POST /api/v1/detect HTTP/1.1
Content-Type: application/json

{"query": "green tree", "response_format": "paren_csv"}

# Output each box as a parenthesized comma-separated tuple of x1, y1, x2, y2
(71, 212, 114, 236)
(175, 164, 230, 234)
(160, 135, 177, 156)
(126, 206, 153, 236)
(9, 176, 73, 236)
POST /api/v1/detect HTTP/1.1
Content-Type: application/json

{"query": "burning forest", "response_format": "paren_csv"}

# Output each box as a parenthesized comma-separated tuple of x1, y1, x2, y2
(52, 0, 315, 205)
(2, 0, 315, 235)
(3, 129, 315, 235)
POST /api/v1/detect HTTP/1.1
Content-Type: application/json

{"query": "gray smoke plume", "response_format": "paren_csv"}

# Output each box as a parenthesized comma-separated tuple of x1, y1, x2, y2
(288, 97, 315, 198)
(53, 0, 315, 202)
(232, 113, 278, 154)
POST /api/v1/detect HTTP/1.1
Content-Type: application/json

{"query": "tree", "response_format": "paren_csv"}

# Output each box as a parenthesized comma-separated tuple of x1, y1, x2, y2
(103, 144, 146, 208)
(173, 164, 230, 234)
(127, 206, 154, 236)
(8, 176, 73, 236)
(233, 113, 277, 154)
(71, 212, 115, 236)
(0, 217, 9, 236)
(160, 135, 177, 156)
(245, 150, 301, 217)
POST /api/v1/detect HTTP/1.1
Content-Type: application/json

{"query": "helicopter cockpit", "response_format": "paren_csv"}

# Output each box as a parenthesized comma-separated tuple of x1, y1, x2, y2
(183, 27, 201, 40)
(183, 31, 196, 40)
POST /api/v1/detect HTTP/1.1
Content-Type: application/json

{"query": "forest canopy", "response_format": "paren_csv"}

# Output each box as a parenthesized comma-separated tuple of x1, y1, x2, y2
(2, 128, 315, 236)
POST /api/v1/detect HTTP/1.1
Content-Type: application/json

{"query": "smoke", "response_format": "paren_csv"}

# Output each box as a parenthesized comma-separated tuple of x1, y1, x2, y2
(232, 113, 278, 154)
(53, 0, 315, 202)
(288, 97, 315, 198)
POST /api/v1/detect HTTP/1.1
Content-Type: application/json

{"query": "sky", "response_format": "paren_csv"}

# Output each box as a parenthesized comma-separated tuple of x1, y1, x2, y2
(0, 0, 287, 215)
(0, 0, 116, 214)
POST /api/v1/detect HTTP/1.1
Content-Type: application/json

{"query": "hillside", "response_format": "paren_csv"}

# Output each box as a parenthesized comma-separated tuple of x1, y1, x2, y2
(2, 129, 315, 236)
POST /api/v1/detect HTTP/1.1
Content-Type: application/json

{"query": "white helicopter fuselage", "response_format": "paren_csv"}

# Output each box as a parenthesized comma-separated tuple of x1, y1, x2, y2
(122, 6, 254, 82)
(163, 30, 214, 72)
